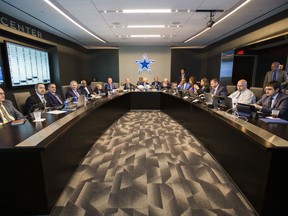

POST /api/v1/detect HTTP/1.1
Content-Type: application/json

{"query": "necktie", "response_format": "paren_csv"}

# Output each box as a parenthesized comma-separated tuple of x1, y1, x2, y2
(54, 94, 63, 104)
(268, 97, 273, 108)
(236, 92, 241, 99)
(273, 72, 277, 81)
(0, 103, 14, 123)
(41, 96, 47, 105)
(85, 88, 90, 94)
(74, 90, 80, 98)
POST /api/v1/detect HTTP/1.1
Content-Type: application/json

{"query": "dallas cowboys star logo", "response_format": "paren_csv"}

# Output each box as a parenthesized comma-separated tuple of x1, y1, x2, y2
(135, 54, 155, 74)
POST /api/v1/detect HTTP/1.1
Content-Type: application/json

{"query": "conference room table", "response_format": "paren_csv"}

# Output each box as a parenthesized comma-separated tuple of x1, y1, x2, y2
(0, 91, 287, 215)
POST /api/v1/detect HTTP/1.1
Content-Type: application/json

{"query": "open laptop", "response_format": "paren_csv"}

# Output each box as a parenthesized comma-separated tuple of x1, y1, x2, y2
(77, 95, 85, 107)
(204, 92, 213, 104)
(224, 97, 233, 110)
(236, 103, 257, 117)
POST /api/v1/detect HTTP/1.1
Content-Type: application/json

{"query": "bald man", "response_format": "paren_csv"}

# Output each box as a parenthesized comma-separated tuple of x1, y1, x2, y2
(229, 79, 256, 104)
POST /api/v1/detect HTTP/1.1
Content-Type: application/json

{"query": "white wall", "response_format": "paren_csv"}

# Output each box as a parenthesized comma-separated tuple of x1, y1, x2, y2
(119, 46, 171, 85)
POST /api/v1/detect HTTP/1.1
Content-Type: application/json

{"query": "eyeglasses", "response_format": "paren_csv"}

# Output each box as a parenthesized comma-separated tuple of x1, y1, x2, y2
(265, 88, 274, 90)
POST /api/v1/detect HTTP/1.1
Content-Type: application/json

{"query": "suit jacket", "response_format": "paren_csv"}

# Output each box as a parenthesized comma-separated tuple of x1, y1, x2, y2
(197, 86, 210, 95)
(263, 70, 287, 87)
(104, 83, 117, 93)
(1, 100, 23, 121)
(78, 85, 93, 97)
(123, 83, 135, 90)
(178, 82, 191, 90)
(178, 74, 189, 84)
(46, 91, 63, 107)
(65, 89, 83, 99)
(210, 85, 228, 97)
(256, 92, 288, 120)
(94, 87, 104, 94)
(23, 94, 52, 115)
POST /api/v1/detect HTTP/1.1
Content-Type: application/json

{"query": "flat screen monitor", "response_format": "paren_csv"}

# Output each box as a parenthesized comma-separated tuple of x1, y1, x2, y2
(0, 64, 3, 85)
(5, 41, 51, 87)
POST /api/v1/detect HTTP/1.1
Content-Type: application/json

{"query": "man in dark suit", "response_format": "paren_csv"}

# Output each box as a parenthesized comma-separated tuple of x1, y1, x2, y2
(151, 76, 162, 89)
(104, 77, 117, 93)
(0, 87, 24, 124)
(23, 83, 52, 115)
(65, 80, 83, 99)
(210, 78, 228, 97)
(255, 81, 288, 120)
(46, 83, 64, 107)
(78, 80, 94, 97)
(123, 78, 135, 90)
(178, 68, 189, 84)
(263, 62, 287, 88)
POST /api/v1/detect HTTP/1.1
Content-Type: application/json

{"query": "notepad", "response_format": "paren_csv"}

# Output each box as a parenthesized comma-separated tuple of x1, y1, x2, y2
(259, 117, 288, 124)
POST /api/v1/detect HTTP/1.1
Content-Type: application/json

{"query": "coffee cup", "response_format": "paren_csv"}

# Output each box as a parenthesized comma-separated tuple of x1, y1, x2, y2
(33, 110, 42, 121)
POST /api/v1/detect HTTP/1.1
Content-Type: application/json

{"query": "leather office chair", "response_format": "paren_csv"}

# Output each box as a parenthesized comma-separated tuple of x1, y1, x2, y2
(250, 87, 264, 101)
(13, 91, 31, 114)
(61, 85, 71, 98)
(226, 85, 237, 95)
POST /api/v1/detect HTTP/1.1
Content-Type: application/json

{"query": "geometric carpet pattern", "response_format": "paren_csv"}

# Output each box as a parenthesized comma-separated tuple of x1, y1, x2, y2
(51, 111, 257, 216)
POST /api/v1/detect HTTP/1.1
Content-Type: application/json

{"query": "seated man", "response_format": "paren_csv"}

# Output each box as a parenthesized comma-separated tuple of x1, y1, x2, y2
(123, 78, 135, 90)
(210, 78, 228, 97)
(0, 87, 24, 124)
(65, 80, 83, 99)
(24, 83, 52, 115)
(229, 79, 255, 104)
(255, 81, 288, 120)
(79, 80, 95, 97)
(46, 83, 64, 107)
(94, 84, 104, 94)
(177, 78, 191, 90)
(104, 77, 117, 93)
(161, 78, 171, 89)
(151, 76, 162, 89)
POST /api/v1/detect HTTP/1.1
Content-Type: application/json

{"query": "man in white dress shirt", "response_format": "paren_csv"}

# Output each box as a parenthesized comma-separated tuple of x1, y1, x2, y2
(229, 79, 256, 104)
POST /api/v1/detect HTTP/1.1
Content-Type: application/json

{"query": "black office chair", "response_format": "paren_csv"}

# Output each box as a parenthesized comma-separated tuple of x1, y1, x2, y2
(13, 91, 31, 114)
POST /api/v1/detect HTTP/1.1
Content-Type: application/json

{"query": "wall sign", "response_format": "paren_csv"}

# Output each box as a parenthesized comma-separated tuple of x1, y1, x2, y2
(135, 53, 155, 74)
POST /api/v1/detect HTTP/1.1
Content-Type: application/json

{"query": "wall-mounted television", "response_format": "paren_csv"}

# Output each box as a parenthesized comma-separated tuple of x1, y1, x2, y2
(5, 41, 51, 87)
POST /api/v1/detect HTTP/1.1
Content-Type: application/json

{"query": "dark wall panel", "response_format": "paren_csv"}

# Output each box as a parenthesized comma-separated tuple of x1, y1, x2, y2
(232, 55, 256, 86)
(171, 49, 202, 82)
(87, 49, 119, 83)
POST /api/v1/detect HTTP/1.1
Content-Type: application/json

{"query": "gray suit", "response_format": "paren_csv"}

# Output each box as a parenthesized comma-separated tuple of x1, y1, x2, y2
(1, 100, 24, 121)
(256, 92, 288, 120)
(263, 70, 287, 88)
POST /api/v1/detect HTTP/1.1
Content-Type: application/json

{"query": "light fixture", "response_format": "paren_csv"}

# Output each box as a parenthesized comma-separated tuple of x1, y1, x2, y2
(123, 9, 171, 13)
(130, 35, 161, 38)
(184, 0, 251, 43)
(43, 0, 106, 43)
(127, 25, 165, 28)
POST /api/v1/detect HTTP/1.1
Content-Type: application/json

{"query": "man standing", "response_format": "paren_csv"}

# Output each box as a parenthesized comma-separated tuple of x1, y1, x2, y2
(229, 79, 255, 104)
(46, 83, 64, 107)
(23, 83, 52, 115)
(255, 81, 288, 120)
(263, 62, 287, 88)
(0, 87, 23, 124)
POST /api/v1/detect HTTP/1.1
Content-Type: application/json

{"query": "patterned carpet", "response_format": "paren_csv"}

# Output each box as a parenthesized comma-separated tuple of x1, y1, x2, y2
(51, 111, 256, 216)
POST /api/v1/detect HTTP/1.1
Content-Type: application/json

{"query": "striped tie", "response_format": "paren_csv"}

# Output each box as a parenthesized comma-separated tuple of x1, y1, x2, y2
(273, 72, 277, 81)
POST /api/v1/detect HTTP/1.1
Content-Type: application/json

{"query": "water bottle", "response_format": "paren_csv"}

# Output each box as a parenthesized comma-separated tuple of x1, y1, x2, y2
(64, 99, 68, 109)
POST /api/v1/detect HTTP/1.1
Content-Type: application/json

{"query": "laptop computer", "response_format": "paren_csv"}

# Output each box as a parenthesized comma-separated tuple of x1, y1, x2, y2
(224, 97, 233, 110)
(236, 103, 257, 117)
(77, 95, 85, 107)
(204, 92, 213, 104)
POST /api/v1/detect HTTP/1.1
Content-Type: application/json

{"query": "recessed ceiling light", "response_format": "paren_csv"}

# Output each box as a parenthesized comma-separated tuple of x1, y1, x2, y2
(123, 9, 171, 13)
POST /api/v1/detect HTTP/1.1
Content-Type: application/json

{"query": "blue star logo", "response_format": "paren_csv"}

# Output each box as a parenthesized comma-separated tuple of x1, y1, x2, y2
(135, 54, 155, 74)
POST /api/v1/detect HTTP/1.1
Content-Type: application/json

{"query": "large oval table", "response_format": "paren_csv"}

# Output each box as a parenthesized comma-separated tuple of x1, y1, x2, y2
(0, 91, 287, 215)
